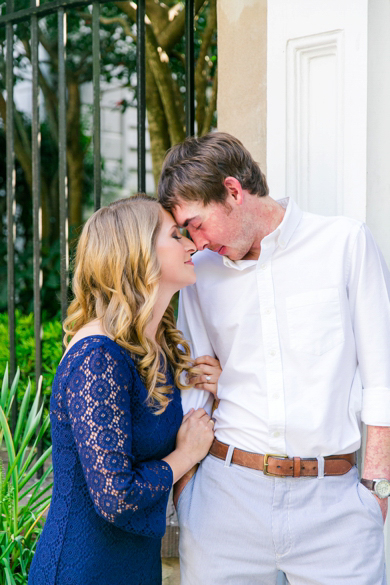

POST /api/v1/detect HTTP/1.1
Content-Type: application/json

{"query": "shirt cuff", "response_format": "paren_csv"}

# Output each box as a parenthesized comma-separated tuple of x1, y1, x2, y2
(361, 387, 390, 426)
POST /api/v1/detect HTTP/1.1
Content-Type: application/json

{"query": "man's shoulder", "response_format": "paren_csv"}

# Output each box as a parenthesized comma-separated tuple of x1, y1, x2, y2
(301, 210, 364, 239)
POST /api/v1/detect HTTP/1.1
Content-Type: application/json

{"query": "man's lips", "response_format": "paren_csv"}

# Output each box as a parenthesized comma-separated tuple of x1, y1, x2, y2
(216, 246, 226, 255)
(185, 259, 194, 265)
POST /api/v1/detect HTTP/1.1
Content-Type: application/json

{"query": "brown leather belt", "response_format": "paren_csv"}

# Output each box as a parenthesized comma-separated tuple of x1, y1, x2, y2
(209, 439, 355, 478)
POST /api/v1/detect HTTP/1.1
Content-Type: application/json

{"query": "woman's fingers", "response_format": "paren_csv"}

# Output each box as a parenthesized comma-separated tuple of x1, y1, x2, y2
(189, 373, 214, 385)
(182, 408, 195, 422)
(194, 355, 220, 367)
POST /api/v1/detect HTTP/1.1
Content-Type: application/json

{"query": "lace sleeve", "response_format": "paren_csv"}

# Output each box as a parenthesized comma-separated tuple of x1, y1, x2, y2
(65, 344, 173, 538)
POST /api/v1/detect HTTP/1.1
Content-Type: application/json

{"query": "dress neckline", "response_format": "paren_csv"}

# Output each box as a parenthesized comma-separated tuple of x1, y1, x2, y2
(59, 334, 118, 368)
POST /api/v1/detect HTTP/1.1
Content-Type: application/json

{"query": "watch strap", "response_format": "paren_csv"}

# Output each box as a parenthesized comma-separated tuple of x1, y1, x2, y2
(360, 478, 375, 491)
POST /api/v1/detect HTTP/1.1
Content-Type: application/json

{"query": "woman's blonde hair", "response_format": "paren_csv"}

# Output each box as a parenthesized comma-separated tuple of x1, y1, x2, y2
(64, 194, 194, 414)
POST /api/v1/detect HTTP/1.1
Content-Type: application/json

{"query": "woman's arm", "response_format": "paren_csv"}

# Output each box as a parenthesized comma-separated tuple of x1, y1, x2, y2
(65, 344, 214, 538)
(65, 346, 174, 538)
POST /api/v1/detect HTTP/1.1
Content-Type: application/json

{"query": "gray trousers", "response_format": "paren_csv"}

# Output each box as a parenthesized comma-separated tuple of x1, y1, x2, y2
(177, 453, 386, 585)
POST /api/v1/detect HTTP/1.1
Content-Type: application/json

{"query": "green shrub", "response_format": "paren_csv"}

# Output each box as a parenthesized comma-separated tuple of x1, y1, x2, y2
(0, 312, 63, 404)
(0, 365, 52, 584)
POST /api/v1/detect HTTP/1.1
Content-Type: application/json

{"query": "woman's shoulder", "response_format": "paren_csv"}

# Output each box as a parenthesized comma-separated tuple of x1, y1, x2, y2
(58, 334, 137, 381)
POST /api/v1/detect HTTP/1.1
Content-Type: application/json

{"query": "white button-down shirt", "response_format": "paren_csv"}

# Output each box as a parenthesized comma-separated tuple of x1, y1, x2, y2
(178, 198, 390, 457)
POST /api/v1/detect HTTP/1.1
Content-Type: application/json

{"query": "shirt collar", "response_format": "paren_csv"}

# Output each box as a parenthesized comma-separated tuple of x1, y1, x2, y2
(222, 198, 303, 270)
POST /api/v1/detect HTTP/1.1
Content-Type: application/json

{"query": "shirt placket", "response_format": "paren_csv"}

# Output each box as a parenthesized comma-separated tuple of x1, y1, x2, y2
(256, 245, 286, 454)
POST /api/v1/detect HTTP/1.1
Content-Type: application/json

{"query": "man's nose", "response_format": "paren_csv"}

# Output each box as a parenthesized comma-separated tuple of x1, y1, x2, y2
(191, 232, 209, 251)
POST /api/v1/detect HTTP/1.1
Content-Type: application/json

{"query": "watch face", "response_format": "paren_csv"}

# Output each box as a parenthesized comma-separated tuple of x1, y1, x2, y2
(375, 479, 390, 499)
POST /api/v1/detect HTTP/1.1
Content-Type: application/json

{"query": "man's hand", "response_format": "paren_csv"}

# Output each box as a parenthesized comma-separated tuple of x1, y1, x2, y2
(375, 495, 388, 523)
(363, 425, 390, 524)
(189, 355, 222, 397)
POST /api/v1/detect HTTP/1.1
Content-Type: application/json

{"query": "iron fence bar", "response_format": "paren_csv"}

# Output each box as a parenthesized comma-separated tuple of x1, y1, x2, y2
(58, 8, 68, 335)
(0, 0, 113, 27)
(31, 0, 42, 400)
(185, 0, 195, 136)
(92, 1, 101, 210)
(6, 0, 16, 429)
(136, 0, 146, 193)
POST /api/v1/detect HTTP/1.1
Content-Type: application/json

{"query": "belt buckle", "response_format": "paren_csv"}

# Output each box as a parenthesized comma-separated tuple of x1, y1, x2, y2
(263, 453, 288, 477)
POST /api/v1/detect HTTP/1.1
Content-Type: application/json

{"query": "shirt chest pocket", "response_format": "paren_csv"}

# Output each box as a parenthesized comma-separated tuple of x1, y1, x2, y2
(286, 288, 344, 356)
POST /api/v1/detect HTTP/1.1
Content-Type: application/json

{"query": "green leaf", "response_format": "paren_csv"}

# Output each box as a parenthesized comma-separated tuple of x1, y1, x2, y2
(1, 363, 8, 410)
(5, 368, 21, 419)
(2, 557, 17, 585)
(13, 379, 32, 449)
(19, 414, 51, 476)
(18, 446, 52, 491)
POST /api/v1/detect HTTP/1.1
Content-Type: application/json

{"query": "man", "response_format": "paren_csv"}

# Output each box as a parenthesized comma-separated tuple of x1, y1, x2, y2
(158, 132, 390, 585)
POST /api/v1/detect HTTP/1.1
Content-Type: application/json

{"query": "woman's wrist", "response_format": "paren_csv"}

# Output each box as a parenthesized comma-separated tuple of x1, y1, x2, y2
(163, 448, 197, 484)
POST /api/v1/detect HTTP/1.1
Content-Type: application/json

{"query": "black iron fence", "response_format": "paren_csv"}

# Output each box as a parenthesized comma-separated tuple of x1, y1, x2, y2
(1, 0, 197, 556)
(1, 0, 196, 402)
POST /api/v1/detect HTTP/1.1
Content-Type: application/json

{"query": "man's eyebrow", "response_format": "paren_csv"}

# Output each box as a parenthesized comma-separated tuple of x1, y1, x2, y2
(181, 216, 200, 228)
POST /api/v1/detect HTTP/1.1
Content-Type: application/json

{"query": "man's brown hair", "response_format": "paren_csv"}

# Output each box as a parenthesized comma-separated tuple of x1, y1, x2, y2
(157, 132, 269, 211)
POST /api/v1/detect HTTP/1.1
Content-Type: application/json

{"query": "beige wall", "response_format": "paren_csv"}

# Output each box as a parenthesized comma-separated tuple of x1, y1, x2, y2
(217, 0, 267, 173)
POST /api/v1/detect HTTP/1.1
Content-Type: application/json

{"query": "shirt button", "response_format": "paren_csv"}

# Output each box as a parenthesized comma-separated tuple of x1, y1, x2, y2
(269, 349, 276, 356)
(273, 393, 280, 400)
(261, 264, 267, 270)
(279, 240, 286, 247)
(265, 308, 272, 315)
(272, 431, 280, 438)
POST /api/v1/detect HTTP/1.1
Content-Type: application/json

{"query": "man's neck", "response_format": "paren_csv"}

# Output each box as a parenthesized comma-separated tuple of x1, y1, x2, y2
(242, 196, 286, 260)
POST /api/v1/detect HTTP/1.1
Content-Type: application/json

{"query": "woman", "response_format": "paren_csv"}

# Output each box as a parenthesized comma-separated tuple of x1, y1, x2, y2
(28, 195, 221, 585)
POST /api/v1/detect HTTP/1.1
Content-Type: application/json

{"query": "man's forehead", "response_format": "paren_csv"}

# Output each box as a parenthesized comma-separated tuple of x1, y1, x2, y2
(172, 201, 203, 227)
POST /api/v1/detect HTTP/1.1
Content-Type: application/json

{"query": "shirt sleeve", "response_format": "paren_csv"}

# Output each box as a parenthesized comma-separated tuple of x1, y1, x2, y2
(177, 284, 215, 415)
(65, 345, 173, 538)
(347, 224, 390, 426)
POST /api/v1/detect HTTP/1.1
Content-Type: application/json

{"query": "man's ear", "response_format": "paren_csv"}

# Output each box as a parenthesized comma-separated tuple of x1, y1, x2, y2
(223, 177, 244, 205)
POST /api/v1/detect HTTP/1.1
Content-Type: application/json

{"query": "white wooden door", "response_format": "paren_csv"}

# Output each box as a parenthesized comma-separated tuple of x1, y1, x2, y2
(266, 2, 390, 582)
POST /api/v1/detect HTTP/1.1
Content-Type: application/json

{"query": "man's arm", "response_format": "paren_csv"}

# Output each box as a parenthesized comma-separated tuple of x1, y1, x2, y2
(363, 426, 390, 521)
(174, 283, 217, 507)
(347, 225, 390, 522)
(177, 284, 216, 415)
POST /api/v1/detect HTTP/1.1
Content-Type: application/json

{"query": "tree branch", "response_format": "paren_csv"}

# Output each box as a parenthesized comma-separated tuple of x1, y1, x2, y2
(21, 37, 59, 144)
(115, 1, 137, 23)
(201, 65, 217, 136)
(78, 13, 137, 40)
(144, 58, 171, 186)
(195, 0, 216, 135)
(145, 0, 169, 37)
(158, 0, 207, 53)
(116, 0, 207, 55)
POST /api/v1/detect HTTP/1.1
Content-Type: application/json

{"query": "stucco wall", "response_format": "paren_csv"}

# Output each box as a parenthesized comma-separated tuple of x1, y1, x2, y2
(217, 0, 267, 174)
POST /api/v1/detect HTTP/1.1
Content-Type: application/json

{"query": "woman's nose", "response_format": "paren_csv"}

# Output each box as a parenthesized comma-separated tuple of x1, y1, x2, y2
(183, 235, 196, 254)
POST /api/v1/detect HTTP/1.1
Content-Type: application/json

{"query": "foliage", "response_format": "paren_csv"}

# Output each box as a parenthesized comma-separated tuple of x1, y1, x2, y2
(0, 312, 63, 405)
(0, 365, 52, 584)
(0, 118, 93, 318)
(0, 0, 217, 320)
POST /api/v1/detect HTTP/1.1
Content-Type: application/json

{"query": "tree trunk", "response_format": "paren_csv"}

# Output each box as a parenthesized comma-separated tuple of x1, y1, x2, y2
(66, 80, 84, 234)
(145, 60, 171, 188)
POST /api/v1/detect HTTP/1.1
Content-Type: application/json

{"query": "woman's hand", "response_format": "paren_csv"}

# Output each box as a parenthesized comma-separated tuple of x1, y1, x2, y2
(175, 408, 214, 467)
(189, 355, 222, 397)
(163, 408, 214, 484)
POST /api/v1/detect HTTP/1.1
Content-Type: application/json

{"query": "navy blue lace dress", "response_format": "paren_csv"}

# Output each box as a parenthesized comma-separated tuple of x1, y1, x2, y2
(28, 335, 183, 585)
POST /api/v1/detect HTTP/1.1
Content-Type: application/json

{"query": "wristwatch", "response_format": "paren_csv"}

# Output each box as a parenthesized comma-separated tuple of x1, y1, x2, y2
(360, 478, 390, 499)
